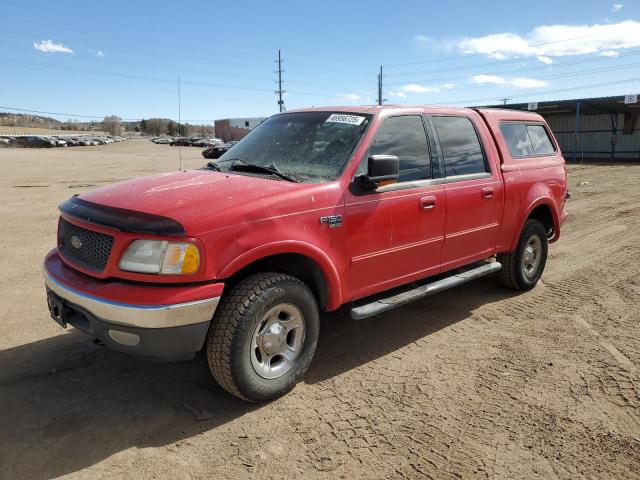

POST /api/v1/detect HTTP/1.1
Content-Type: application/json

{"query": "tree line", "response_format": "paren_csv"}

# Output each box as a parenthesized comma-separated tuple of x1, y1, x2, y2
(134, 118, 215, 137)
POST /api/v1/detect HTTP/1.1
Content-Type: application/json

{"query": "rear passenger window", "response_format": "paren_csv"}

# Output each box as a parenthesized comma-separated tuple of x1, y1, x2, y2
(527, 125, 555, 155)
(501, 123, 534, 157)
(369, 115, 430, 182)
(432, 116, 487, 176)
(500, 123, 556, 158)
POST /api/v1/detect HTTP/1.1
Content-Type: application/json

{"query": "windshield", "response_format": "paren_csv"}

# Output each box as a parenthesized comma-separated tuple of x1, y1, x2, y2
(214, 111, 371, 182)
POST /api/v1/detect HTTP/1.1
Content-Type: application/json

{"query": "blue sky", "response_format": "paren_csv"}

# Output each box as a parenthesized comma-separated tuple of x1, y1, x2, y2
(2, 0, 640, 123)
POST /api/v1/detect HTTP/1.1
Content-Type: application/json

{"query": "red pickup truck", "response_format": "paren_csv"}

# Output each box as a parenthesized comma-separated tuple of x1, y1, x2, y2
(44, 106, 568, 401)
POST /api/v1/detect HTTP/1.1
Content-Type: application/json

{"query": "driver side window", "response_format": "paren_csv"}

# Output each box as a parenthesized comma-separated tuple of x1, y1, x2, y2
(358, 115, 431, 182)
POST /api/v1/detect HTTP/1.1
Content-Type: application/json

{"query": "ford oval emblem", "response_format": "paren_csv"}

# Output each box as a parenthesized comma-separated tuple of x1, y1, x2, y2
(70, 235, 82, 249)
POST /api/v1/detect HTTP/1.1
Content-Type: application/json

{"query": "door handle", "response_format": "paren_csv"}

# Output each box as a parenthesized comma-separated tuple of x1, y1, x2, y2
(420, 196, 437, 210)
(481, 187, 495, 199)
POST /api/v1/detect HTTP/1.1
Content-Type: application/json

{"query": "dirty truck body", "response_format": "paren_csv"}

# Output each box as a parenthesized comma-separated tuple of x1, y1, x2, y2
(44, 105, 568, 401)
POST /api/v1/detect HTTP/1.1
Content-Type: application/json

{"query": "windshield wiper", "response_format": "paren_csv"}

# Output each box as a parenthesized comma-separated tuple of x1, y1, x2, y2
(227, 158, 299, 183)
(204, 161, 222, 171)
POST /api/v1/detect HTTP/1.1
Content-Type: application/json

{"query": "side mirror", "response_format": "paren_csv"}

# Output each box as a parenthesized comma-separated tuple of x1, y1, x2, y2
(355, 155, 399, 190)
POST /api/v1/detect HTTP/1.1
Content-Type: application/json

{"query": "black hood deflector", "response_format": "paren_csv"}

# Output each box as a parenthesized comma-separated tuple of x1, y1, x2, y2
(59, 196, 186, 237)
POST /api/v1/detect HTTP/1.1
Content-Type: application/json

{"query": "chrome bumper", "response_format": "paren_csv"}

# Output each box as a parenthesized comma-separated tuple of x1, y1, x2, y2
(43, 268, 219, 329)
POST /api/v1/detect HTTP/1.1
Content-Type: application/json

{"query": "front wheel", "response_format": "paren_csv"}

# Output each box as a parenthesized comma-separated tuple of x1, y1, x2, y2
(496, 219, 548, 291)
(206, 273, 319, 402)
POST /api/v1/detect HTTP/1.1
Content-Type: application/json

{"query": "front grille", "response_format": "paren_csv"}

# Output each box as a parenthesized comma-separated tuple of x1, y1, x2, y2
(58, 218, 114, 271)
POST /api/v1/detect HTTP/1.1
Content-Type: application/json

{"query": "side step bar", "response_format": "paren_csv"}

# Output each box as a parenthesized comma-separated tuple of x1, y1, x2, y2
(350, 261, 502, 320)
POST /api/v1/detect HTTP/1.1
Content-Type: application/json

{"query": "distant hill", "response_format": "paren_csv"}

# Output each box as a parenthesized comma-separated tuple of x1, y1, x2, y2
(0, 112, 214, 136)
(0, 112, 103, 132)
(0, 112, 61, 126)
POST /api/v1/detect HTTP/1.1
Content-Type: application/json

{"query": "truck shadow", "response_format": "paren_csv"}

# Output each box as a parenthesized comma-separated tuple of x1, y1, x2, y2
(0, 280, 518, 479)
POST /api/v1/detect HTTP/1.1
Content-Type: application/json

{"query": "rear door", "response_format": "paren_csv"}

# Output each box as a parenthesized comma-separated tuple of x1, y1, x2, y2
(345, 114, 445, 299)
(429, 113, 503, 270)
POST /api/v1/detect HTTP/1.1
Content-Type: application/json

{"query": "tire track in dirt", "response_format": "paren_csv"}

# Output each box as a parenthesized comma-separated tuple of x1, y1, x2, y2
(2, 152, 640, 479)
(287, 186, 640, 478)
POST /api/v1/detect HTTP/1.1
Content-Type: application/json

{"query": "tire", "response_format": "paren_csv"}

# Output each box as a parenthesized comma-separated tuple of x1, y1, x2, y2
(496, 219, 548, 291)
(206, 272, 320, 402)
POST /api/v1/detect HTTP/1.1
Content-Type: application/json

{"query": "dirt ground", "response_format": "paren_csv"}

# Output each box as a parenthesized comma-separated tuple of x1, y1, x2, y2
(0, 140, 638, 480)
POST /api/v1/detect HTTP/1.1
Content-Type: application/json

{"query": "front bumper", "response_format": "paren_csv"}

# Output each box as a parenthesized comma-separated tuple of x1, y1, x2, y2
(44, 250, 223, 360)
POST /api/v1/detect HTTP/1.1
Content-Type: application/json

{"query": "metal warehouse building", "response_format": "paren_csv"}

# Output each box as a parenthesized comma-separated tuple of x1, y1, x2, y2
(487, 95, 640, 162)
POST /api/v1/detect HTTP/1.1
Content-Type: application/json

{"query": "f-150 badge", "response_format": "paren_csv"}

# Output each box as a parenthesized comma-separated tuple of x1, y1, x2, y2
(320, 215, 343, 228)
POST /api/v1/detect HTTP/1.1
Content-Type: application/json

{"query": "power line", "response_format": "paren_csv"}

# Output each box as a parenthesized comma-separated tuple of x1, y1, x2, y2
(0, 20, 274, 70)
(445, 76, 640, 106)
(0, 106, 140, 121)
(384, 41, 640, 79)
(1, 38, 277, 84)
(384, 34, 640, 68)
(1, 56, 346, 100)
(385, 60, 640, 95)
(384, 49, 640, 93)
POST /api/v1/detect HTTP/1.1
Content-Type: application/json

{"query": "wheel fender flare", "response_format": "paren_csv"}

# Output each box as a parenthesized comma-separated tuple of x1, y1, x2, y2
(510, 196, 560, 251)
(218, 240, 344, 310)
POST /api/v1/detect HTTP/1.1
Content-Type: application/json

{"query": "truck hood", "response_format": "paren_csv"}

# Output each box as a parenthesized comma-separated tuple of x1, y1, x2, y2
(78, 170, 340, 236)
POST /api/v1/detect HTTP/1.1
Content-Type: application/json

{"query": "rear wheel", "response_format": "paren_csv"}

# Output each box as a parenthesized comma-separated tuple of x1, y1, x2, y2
(496, 219, 548, 291)
(206, 272, 319, 402)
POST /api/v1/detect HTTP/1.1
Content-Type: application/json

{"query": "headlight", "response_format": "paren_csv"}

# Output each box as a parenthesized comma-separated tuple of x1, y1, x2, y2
(119, 240, 200, 275)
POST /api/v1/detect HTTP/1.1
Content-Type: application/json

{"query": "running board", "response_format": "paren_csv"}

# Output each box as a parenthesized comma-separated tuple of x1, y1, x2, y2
(350, 261, 502, 320)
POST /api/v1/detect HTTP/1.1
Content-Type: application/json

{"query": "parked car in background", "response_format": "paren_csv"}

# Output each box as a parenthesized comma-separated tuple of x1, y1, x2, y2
(194, 138, 224, 147)
(12, 136, 56, 148)
(170, 137, 189, 146)
(0, 134, 125, 148)
(202, 141, 237, 159)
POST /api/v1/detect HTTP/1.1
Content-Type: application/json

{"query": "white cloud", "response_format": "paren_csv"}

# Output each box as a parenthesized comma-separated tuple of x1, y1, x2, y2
(387, 91, 407, 98)
(509, 77, 549, 88)
(33, 39, 73, 54)
(415, 34, 433, 45)
(456, 20, 640, 62)
(537, 55, 553, 64)
(341, 93, 361, 101)
(96, 50, 105, 58)
(600, 50, 619, 57)
(611, 3, 623, 12)
(472, 75, 506, 85)
(401, 83, 440, 93)
(397, 82, 457, 96)
(472, 75, 548, 88)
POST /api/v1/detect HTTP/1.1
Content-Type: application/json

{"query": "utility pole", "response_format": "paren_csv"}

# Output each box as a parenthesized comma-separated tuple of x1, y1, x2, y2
(275, 49, 285, 112)
(377, 65, 383, 106)
(500, 98, 511, 106)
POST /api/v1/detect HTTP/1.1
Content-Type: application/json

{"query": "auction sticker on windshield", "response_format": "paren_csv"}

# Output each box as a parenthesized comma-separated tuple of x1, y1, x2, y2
(325, 114, 366, 125)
